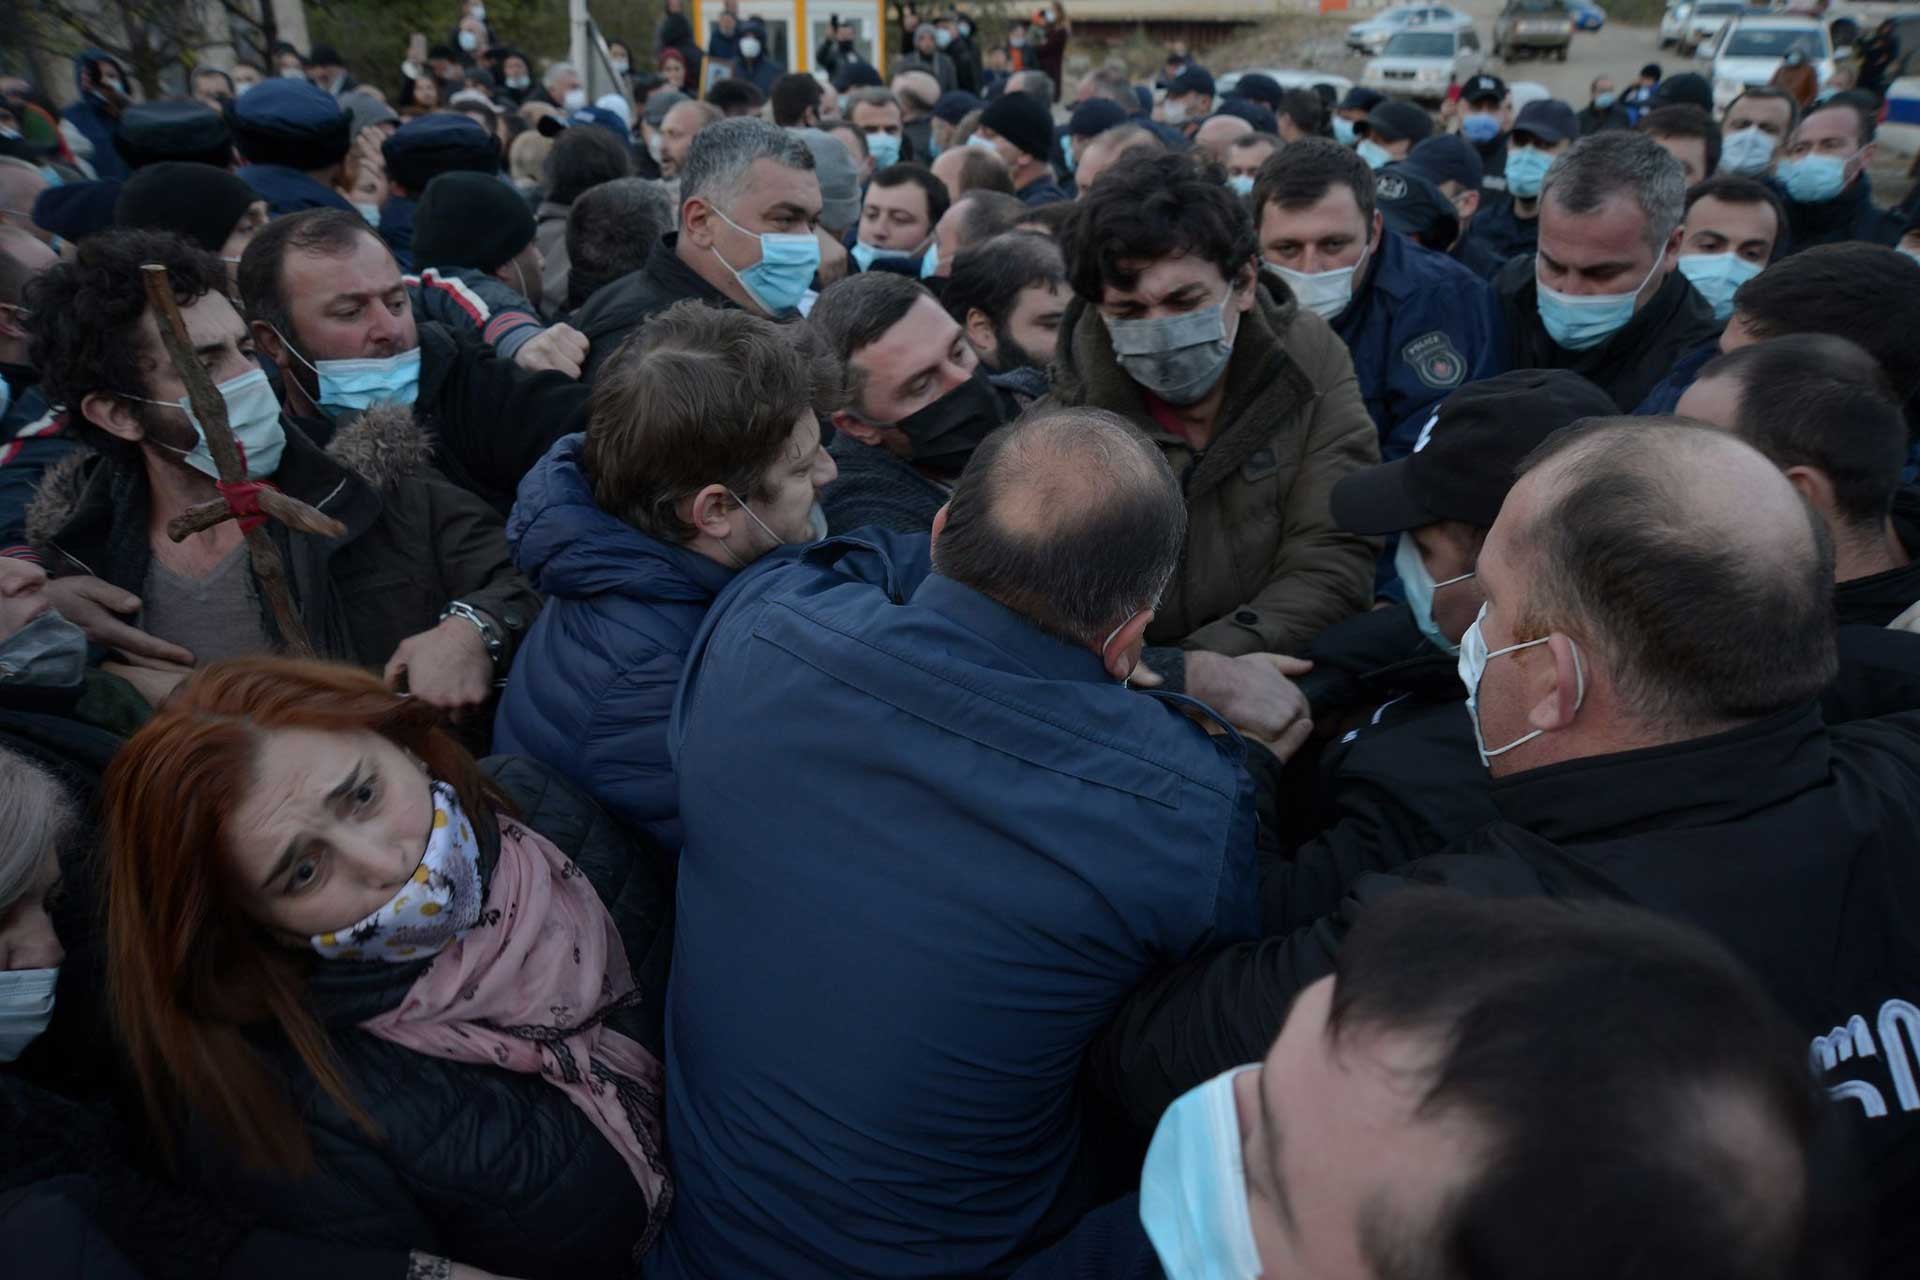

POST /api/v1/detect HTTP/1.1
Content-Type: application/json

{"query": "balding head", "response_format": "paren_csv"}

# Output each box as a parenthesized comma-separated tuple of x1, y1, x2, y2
(1194, 114, 1253, 164)
(931, 408, 1184, 669)
(1489, 419, 1834, 747)
(1074, 125, 1163, 196)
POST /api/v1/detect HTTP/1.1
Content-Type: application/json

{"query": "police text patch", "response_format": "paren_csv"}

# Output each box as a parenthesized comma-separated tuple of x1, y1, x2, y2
(1402, 331, 1467, 390)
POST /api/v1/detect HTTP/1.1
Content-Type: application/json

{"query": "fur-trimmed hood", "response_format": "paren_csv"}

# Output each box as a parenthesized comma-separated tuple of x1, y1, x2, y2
(26, 404, 433, 553)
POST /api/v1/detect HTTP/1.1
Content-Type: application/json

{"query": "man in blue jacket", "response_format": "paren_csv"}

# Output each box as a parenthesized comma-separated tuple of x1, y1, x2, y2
(227, 78, 356, 217)
(656, 406, 1260, 1280)
(1254, 138, 1504, 461)
(61, 51, 131, 181)
(492, 299, 835, 850)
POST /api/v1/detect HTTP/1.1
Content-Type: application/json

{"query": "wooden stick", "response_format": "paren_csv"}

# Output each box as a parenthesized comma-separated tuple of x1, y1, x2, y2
(167, 489, 347, 542)
(140, 264, 322, 659)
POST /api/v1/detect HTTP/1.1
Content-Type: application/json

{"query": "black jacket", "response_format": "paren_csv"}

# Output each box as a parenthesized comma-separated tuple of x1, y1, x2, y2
(1782, 172, 1906, 255)
(1834, 489, 1920, 628)
(1495, 260, 1721, 411)
(575, 234, 741, 381)
(1463, 192, 1538, 263)
(1089, 703, 1920, 1274)
(187, 757, 672, 1280)
(1577, 102, 1632, 135)
(28, 408, 540, 676)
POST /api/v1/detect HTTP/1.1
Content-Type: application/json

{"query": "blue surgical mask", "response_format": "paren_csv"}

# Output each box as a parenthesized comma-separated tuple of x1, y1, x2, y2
(1593, 91, 1617, 110)
(353, 200, 382, 229)
(1719, 126, 1776, 177)
(1332, 116, 1357, 146)
(1394, 536, 1473, 656)
(1356, 137, 1392, 170)
(710, 207, 822, 316)
(0, 966, 58, 1063)
(1227, 173, 1254, 197)
(1503, 146, 1554, 199)
(1677, 251, 1763, 322)
(1777, 152, 1850, 204)
(1061, 135, 1076, 174)
(967, 133, 999, 154)
(866, 130, 902, 168)
(1457, 603, 1584, 767)
(276, 327, 423, 418)
(122, 366, 288, 479)
(1535, 251, 1663, 351)
(850, 238, 926, 272)
(1139, 1065, 1264, 1280)
(1461, 112, 1501, 144)
(920, 240, 940, 278)
(1105, 289, 1237, 406)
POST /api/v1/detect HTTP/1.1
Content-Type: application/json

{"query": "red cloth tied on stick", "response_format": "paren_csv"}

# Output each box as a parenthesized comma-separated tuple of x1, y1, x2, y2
(214, 439, 280, 534)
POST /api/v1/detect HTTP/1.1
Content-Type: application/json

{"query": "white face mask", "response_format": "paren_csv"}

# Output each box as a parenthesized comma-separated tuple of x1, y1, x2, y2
(1139, 1064, 1264, 1280)
(0, 966, 59, 1062)
(1394, 535, 1472, 656)
(1267, 240, 1371, 322)
(739, 36, 763, 60)
(563, 87, 588, 111)
(1456, 603, 1584, 767)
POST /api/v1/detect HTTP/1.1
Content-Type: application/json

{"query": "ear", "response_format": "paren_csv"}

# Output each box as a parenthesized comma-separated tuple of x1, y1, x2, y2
(682, 196, 717, 249)
(1368, 209, 1385, 256)
(683, 483, 737, 539)
(1858, 140, 1878, 174)
(1457, 189, 1481, 221)
(1781, 464, 1838, 515)
(79, 390, 147, 445)
(0, 307, 25, 343)
(251, 318, 291, 370)
(1525, 632, 1585, 734)
(963, 306, 996, 357)
(1100, 608, 1155, 680)
(929, 500, 950, 552)
(1230, 259, 1258, 312)
(1659, 223, 1684, 271)
(832, 409, 888, 446)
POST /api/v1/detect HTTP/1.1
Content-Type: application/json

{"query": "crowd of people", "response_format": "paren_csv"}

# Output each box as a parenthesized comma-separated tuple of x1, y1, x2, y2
(2, 3, 1920, 1278)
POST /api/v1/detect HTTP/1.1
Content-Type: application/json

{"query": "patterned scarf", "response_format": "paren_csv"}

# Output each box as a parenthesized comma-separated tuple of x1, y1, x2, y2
(358, 801, 672, 1251)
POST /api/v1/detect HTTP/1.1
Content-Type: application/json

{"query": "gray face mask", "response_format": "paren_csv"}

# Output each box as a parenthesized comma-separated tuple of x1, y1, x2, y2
(1105, 293, 1236, 407)
(0, 610, 88, 690)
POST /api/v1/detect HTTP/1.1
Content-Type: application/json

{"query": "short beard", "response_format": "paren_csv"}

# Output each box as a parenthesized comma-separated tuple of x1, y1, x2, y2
(990, 323, 1039, 374)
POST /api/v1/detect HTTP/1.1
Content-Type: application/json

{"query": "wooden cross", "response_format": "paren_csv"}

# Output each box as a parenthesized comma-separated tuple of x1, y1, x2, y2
(140, 264, 347, 660)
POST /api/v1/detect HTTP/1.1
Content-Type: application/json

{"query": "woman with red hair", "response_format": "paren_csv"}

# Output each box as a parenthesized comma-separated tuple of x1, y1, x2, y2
(102, 658, 672, 1279)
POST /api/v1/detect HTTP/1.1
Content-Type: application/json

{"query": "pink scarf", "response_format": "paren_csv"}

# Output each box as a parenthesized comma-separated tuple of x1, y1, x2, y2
(361, 813, 672, 1250)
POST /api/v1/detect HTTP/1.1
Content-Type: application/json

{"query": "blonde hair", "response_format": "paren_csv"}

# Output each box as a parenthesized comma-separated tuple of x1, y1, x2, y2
(509, 130, 554, 189)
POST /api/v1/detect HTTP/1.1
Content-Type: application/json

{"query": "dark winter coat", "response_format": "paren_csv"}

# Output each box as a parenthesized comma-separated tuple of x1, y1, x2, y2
(1780, 172, 1906, 255)
(574, 234, 743, 381)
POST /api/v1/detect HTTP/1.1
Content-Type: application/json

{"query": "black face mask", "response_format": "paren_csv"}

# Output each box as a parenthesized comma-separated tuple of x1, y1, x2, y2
(890, 365, 1005, 474)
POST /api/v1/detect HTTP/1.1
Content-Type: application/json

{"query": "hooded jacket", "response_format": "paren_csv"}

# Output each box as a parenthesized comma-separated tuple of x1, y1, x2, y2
(492, 434, 735, 850)
(1496, 257, 1721, 412)
(60, 51, 128, 181)
(1045, 282, 1380, 665)
(26, 407, 538, 675)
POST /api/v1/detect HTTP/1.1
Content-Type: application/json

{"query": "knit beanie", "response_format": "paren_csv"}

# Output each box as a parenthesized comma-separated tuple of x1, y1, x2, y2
(114, 162, 259, 252)
(31, 180, 123, 243)
(410, 171, 533, 273)
(227, 79, 352, 171)
(382, 113, 500, 195)
(979, 91, 1053, 163)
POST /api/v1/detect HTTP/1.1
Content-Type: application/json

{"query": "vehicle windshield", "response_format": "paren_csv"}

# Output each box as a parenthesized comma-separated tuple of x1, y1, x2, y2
(1695, 3, 1744, 14)
(1514, 0, 1568, 11)
(1384, 31, 1456, 55)
(1723, 27, 1827, 57)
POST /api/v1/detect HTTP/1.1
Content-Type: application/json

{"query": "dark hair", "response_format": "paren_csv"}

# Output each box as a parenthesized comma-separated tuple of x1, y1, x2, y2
(1081, 66, 1135, 108)
(192, 67, 236, 96)
(828, 122, 869, 160)
(1230, 134, 1280, 162)
(1733, 243, 1920, 400)
(950, 146, 1016, 195)
(706, 77, 765, 115)
(1013, 200, 1077, 238)
(1727, 86, 1799, 130)
(1515, 418, 1837, 731)
(944, 231, 1065, 331)
(807, 271, 930, 415)
(1277, 88, 1326, 136)
(931, 407, 1185, 644)
(1329, 888, 1835, 1280)
(1683, 175, 1787, 259)
(1801, 95, 1876, 145)
(1697, 335, 1907, 533)
(770, 72, 825, 127)
(1251, 135, 1375, 229)
(566, 178, 675, 311)
(25, 228, 228, 457)
(952, 190, 1028, 253)
(544, 122, 634, 205)
(868, 163, 949, 229)
(585, 299, 832, 541)
(236, 208, 390, 355)
(1639, 104, 1722, 179)
(1063, 149, 1256, 303)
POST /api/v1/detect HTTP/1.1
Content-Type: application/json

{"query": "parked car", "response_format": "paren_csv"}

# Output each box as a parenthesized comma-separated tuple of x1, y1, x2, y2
(1361, 27, 1485, 104)
(1346, 5, 1474, 56)
(1217, 68, 1355, 99)
(1571, 2, 1606, 31)
(1494, 0, 1575, 60)
(1678, 0, 1750, 56)
(1706, 15, 1833, 111)
(1660, 1, 1690, 48)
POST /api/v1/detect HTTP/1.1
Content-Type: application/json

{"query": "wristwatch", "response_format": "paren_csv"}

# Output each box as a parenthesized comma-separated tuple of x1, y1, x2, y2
(440, 600, 505, 669)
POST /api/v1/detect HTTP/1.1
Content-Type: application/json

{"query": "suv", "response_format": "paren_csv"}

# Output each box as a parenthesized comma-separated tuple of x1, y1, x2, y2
(1707, 15, 1832, 111)
(1494, 0, 1574, 61)
(1361, 26, 1484, 103)
(1677, 0, 1749, 56)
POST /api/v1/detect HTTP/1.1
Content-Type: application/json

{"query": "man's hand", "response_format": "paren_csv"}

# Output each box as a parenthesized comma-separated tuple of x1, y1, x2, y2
(42, 576, 196, 666)
(1185, 650, 1315, 761)
(815, 228, 850, 287)
(384, 616, 493, 713)
(513, 324, 588, 379)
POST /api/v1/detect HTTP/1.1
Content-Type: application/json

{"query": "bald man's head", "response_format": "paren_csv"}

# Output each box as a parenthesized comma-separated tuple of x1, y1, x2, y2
(1498, 418, 1835, 733)
(1074, 125, 1163, 196)
(1194, 114, 1253, 164)
(931, 407, 1184, 647)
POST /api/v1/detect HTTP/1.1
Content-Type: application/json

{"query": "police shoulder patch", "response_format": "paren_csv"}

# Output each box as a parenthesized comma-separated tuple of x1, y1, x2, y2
(1402, 330, 1467, 391)
(1375, 172, 1409, 202)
